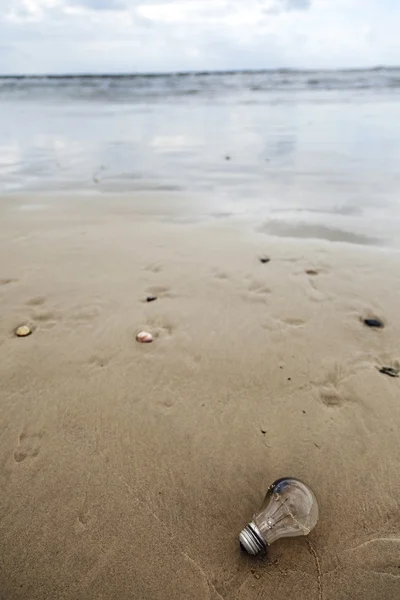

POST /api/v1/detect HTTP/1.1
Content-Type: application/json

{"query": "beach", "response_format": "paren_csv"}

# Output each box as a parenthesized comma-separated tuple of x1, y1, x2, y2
(1, 193, 400, 599)
(2, 71, 400, 250)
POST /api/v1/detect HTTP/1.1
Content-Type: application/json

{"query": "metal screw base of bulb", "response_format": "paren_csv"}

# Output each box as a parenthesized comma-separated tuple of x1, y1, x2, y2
(239, 522, 267, 556)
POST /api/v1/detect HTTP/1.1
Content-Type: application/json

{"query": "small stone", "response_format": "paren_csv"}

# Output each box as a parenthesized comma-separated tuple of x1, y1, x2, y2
(306, 269, 318, 276)
(261, 429, 267, 435)
(136, 331, 153, 343)
(363, 318, 384, 329)
(146, 296, 157, 303)
(379, 366, 399, 378)
(15, 325, 32, 337)
(259, 257, 270, 264)
(225, 155, 231, 160)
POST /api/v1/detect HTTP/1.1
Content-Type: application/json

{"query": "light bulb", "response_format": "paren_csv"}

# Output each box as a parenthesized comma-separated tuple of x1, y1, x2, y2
(239, 477, 319, 555)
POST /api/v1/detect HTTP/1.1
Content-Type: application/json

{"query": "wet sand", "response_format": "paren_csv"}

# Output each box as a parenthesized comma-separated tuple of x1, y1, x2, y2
(1, 195, 400, 600)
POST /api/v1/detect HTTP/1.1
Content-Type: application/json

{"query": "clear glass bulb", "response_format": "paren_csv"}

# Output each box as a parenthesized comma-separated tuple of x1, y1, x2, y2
(239, 477, 319, 555)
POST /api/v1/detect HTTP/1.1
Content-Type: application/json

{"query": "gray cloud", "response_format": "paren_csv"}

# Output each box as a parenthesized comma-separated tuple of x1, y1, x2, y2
(263, 0, 311, 15)
(286, 0, 311, 9)
(66, 0, 312, 10)
(67, 0, 126, 10)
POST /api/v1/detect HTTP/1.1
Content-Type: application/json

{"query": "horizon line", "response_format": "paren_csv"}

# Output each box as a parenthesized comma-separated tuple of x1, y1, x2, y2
(0, 65, 399, 79)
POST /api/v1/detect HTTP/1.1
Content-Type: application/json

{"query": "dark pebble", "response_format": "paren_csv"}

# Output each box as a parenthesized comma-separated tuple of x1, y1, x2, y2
(261, 429, 267, 434)
(225, 155, 231, 161)
(259, 257, 270, 264)
(363, 318, 384, 328)
(379, 366, 399, 378)
(146, 296, 158, 303)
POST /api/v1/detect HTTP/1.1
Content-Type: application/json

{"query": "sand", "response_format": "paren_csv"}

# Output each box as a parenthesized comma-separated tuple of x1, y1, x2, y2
(1, 194, 400, 600)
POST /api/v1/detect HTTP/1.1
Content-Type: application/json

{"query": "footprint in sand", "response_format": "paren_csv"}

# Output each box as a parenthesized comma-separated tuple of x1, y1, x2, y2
(139, 315, 176, 344)
(280, 317, 306, 327)
(77, 512, 89, 529)
(0, 278, 17, 286)
(32, 311, 59, 328)
(70, 303, 103, 324)
(75, 488, 92, 533)
(14, 431, 43, 463)
(26, 296, 46, 307)
(302, 268, 333, 303)
(247, 280, 272, 297)
(144, 285, 173, 300)
(213, 269, 230, 281)
(144, 263, 163, 274)
(260, 316, 308, 336)
(150, 322, 174, 338)
(88, 354, 111, 369)
(160, 396, 177, 410)
(315, 364, 353, 408)
(25, 296, 60, 330)
(319, 385, 346, 407)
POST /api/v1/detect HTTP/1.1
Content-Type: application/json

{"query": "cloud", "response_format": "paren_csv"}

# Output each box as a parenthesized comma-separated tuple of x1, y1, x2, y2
(67, 0, 126, 10)
(0, 0, 399, 74)
(286, 0, 311, 9)
(264, 0, 311, 12)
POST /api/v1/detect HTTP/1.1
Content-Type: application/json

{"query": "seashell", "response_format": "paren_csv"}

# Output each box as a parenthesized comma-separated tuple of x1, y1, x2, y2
(379, 366, 399, 378)
(363, 318, 384, 329)
(15, 325, 32, 337)
(136, 331, 153, 343)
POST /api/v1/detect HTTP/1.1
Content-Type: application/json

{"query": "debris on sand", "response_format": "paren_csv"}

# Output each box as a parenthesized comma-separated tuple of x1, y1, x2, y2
(378, 366, 399, 378)
(15, 325, 32, 337)
(363, 318, 384, 328)
(136, 331, 153, 343)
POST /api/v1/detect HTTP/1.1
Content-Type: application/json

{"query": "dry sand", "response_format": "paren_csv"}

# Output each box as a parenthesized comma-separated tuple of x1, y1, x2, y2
(1, 195, 400, 600)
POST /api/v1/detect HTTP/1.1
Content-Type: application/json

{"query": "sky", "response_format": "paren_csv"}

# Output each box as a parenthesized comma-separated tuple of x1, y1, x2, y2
(0, 0, 399, 74)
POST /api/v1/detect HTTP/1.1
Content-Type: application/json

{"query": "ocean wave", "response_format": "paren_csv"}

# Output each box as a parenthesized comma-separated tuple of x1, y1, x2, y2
(1, 68, 400, 101)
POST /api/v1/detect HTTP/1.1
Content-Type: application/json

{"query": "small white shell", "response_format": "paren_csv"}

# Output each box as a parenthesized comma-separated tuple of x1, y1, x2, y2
(136, 331, 153, 343)
(15, 325, 32, 337)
